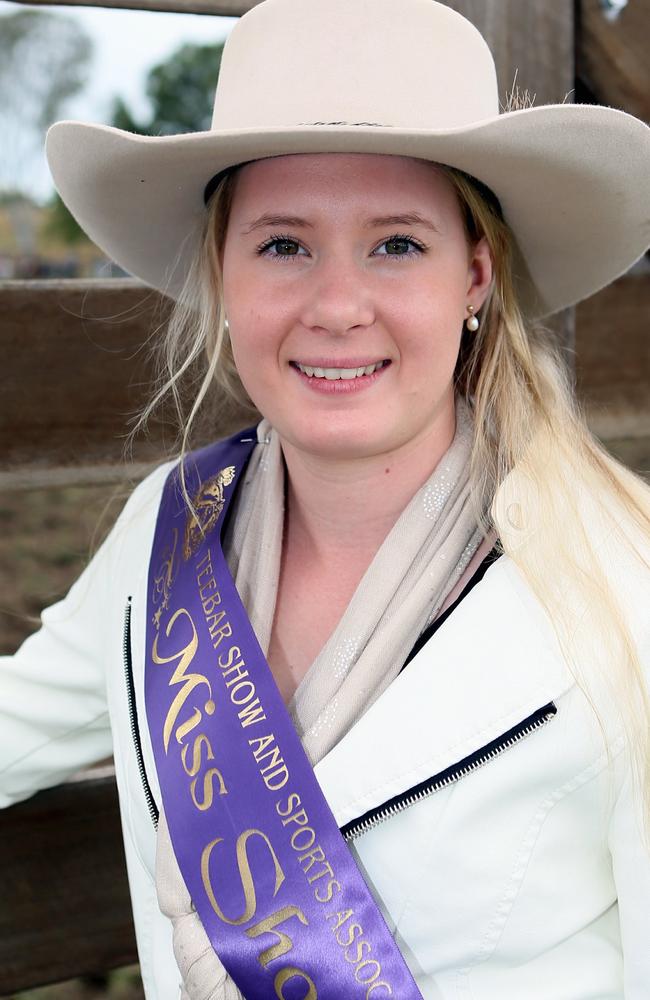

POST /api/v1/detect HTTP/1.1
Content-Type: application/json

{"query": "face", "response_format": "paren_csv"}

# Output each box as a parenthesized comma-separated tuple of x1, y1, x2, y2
(221, 153, 492, 463)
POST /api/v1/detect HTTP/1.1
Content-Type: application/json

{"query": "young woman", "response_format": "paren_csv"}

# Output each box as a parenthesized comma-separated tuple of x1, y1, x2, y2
(3, 1, 650, 997)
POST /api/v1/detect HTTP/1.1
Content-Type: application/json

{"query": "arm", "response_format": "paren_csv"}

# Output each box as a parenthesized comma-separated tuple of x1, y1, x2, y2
(608, 754, 650, 997)
(0, 521, 114, 807)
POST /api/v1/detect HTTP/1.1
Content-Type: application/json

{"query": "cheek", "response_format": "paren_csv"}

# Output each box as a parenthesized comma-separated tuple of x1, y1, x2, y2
(223, 259, 289, 350)
(396, 295, 465, 369)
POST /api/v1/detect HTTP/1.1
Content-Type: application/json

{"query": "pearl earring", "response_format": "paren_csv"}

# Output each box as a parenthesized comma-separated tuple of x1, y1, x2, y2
(466, 305, 480, 332)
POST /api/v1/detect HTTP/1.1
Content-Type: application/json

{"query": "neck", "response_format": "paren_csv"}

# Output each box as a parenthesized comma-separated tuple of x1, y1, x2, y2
(279, 410, 458, 567)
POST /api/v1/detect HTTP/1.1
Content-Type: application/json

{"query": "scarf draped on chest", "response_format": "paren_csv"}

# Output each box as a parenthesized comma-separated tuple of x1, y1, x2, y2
(155, 396, 486, 999)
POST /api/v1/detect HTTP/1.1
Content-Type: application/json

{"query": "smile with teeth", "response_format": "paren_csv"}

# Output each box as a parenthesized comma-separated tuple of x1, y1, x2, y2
(293, 360, 390, 380)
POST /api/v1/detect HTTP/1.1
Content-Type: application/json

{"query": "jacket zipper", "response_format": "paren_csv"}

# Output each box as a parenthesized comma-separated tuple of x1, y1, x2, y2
(123, 597, 159, 828)
(123, 596, 555, 842)
(341, 702, 557, 842)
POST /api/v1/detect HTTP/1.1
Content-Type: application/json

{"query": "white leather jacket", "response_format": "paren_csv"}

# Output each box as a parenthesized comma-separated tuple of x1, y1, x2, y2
(1, 456, 649, 1000)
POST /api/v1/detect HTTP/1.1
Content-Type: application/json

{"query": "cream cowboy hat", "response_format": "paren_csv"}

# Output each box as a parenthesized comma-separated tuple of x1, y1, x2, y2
(45, 0, 650, 318)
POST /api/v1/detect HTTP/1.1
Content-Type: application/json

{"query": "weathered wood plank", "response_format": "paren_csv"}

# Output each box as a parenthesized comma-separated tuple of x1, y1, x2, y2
(4, 268, 646, 482)
(0, 279, 254, 485)
(577, 0, 650, 121)
(7, 0, 260, 14)
(0, 461, 154, 491)
(0, 279, 171, 472)
(0, 774, 138, 992)
(451, 0, 574, 104)
(574, 272, 650, 442)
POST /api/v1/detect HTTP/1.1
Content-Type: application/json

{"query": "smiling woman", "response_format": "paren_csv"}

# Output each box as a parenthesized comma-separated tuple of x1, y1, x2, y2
(3, 0, 650, 998)
(221, 154, 492, 468)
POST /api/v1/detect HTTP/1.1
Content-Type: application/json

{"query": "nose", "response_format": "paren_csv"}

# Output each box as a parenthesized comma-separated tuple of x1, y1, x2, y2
(300, 254, 376, 336)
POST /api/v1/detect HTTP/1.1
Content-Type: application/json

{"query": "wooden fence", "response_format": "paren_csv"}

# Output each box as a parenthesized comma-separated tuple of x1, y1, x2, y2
(0, 0, 648, 992)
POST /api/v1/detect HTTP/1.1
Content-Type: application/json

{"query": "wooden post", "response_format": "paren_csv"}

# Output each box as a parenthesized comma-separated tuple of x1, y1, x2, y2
(0, 774, 138, 992)
(577, 0, 650, 122)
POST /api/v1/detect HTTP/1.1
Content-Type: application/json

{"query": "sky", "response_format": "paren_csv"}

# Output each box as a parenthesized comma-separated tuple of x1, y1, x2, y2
(0, 0, 236, 202)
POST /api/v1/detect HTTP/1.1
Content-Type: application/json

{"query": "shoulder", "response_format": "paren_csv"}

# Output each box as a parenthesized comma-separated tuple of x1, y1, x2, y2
(104, 458, 178, 561)
(116, 458, 178, 527)
(493, 464, 650, 752)
(105, 423, 262, 564)
(494, 462, 650, 635)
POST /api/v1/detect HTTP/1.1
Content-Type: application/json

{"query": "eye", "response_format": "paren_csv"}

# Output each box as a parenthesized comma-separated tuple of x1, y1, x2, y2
(372, 234, 428, 259)
(254, 231, 428, 263)
(255, 234, 308, 262)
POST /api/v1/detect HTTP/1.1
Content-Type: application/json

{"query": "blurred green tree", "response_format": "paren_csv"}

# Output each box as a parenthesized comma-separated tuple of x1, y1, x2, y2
(111, 41, 224, 135)
(0, 8, 92, 196)
(46, 39, 225, 245)
(0, 8, 92, 252)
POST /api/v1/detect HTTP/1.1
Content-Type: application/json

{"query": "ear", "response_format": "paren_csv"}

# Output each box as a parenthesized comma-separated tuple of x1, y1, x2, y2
(466, 236, 493, 311)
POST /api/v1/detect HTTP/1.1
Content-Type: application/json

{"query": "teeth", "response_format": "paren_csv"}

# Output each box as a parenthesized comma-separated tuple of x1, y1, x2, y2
(296, 361, 385, 379)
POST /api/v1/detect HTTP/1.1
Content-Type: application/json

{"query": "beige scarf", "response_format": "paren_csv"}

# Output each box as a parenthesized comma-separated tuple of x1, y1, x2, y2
(156, 397, 484, 1000)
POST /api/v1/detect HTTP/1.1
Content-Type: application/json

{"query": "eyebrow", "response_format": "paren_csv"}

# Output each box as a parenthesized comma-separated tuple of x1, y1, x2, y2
(240, 211, 441, 235)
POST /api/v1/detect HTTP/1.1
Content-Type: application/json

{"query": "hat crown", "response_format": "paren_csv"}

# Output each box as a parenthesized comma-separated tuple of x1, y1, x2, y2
(212, 0, 499, 132)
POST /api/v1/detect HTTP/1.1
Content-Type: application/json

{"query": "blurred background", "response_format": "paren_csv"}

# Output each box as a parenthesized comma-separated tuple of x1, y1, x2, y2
(0, 4, 235, 998)
(0, 0, 235, 278)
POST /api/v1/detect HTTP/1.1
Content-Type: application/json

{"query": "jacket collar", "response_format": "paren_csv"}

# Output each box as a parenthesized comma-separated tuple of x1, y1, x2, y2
(315, 555, 575, 828)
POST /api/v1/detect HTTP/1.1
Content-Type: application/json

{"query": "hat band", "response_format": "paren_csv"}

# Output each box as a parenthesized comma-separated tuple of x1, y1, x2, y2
(203, 162, 252, 205)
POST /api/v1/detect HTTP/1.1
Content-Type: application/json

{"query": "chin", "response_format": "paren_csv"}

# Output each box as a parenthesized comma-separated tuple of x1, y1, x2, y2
(286, 423, 402, 461)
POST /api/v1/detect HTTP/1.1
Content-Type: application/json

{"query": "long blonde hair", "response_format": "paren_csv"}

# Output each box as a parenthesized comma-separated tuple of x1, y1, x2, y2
(133, 161, 650, 827)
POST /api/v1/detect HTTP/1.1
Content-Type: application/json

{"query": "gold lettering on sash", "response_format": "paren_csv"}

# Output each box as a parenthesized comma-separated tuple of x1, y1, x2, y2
(180, 734, 228, 810)
(314, 877, 341, 904)
(273, 967, 317, 999)
(251, 737, 289, 790)
(153, 608, 206, 753)
(327, 909, 354, 932)
(246, 905, 308, 968)
(325, 910, 393, 997)
(238, 698, 267, 728)
(190, 768, 228, 810)
(175, 701, 215, 745)
(366, 983, 393, 997)
(250, 734, 276, 757)
(212, 621, 233, 649)
(201, 829, 285, 926)
(181, 733, 213, 777)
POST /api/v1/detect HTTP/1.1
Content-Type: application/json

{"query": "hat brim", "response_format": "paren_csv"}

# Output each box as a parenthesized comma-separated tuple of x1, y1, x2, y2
(45, 104, 650, 318)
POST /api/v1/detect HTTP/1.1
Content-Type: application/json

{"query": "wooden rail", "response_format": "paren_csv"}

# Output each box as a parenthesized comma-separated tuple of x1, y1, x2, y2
(0, 279, 170, 486)
(1, 274, 647, 483)
(575, 271, 650, 452)
(0, 278, 258, 488)
(0, 773, 138, 993)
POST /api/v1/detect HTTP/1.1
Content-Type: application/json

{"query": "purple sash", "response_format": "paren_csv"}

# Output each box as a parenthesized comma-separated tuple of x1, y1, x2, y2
(145, 428, 424, 999)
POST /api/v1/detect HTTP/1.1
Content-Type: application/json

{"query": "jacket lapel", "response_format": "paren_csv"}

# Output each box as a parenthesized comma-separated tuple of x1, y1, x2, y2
(315, 554, 575, 829)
